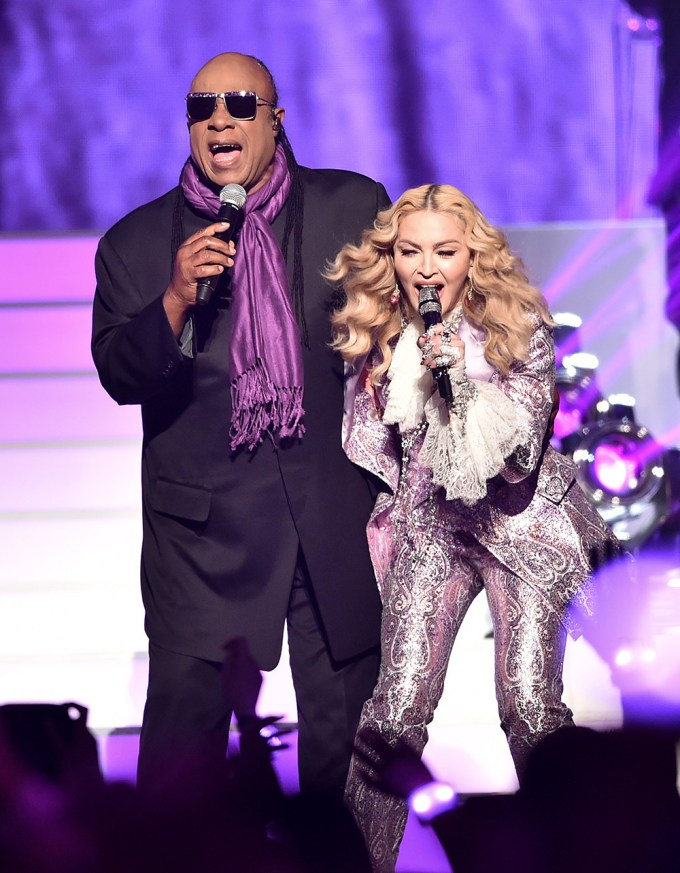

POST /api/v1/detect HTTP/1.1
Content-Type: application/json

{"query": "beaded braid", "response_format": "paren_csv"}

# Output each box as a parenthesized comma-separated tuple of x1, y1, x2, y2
(170, 161, 189, 276)
(250, 55, 307, 345)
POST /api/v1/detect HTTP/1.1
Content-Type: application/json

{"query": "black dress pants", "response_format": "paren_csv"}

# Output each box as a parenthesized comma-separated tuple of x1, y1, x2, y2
(137, 551, 379, 800)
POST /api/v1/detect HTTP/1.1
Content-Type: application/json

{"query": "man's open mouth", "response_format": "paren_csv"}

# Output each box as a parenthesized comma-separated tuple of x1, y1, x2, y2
(210, 143, 242, 155)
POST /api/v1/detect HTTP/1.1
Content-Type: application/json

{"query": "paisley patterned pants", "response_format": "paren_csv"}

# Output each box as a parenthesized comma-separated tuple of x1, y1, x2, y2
(345, 533, 574, 872)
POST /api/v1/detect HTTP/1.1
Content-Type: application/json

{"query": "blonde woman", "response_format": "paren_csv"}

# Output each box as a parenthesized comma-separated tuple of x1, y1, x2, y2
(329, 184, 620, 872)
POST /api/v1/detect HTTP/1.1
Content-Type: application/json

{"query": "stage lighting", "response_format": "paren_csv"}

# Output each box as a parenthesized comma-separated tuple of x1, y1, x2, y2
(553, 352, 603, 449)
(552, 311, 583, 359)
(551, 313, 605, 453)
(550, 310, 678, 549)
(572, 396, 670, 549)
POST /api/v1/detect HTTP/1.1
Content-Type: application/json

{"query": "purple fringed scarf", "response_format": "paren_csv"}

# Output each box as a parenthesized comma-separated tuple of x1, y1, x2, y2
(181, 145, 305, 450)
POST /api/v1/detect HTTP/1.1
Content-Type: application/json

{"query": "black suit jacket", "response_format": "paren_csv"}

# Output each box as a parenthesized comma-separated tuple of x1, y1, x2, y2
(92, 167, 390, 668)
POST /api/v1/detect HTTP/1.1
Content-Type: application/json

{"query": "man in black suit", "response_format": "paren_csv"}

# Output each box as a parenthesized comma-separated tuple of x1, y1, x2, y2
(91, 51, 389, 797)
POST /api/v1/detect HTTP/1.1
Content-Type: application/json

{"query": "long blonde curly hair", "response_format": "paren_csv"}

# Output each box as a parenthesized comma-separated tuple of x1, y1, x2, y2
(328, 184, 553, 384)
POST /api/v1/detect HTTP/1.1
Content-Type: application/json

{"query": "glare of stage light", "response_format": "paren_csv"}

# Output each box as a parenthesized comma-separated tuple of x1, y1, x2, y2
(553, 312, 583, 364)
(614, 646, 634, 668)
(553, 311, 582, 329)
(408, 781, 457, 820)
(571, 547, 680, 727)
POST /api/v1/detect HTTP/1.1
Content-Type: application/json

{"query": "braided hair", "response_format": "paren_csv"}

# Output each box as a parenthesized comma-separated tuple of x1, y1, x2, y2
(171, 55, 308, 346)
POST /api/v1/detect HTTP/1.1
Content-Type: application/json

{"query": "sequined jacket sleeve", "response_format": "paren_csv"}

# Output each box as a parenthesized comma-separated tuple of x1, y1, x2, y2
(491, 318, 555, 483)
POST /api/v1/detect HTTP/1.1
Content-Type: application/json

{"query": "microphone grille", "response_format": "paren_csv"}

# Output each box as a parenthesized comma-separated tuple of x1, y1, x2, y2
(418, 285, 441, 315)
(219, 183, 247, 209)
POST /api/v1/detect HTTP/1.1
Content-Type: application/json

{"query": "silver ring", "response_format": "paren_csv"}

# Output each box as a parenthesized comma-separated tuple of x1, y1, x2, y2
(436, 354, 460, 369)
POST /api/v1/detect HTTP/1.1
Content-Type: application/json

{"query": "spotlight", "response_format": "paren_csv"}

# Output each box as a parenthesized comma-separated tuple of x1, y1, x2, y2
(551, 312, 677, 549)
(553, 352, 603, 450)
(572, 396, 670, 549)
(551, 313, 604, 454)
(553, 311, 583, 359)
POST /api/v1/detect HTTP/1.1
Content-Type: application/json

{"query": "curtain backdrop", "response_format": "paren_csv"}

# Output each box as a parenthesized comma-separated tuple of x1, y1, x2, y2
(0, 0, 659, 233)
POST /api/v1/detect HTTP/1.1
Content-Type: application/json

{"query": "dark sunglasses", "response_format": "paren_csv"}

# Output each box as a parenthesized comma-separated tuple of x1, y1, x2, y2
(185, 90, 276, 122)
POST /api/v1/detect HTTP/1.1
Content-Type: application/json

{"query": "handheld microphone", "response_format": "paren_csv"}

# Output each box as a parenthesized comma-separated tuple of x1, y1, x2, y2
(418, 285, 454, 405)
(195, 183, 247, 306)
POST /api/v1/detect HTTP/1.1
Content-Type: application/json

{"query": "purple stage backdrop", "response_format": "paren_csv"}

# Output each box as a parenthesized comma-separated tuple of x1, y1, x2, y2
(0, 0, 661, 233)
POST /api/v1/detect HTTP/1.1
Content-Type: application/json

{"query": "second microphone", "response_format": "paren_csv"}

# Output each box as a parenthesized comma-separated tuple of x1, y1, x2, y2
(195, 183, 247, 306)
(418, 285, 454, 405)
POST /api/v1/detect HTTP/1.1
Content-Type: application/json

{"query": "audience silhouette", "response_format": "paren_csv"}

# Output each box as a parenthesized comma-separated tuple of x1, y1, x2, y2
(0, 640, 371, 872)
(1, 616, 678, 872)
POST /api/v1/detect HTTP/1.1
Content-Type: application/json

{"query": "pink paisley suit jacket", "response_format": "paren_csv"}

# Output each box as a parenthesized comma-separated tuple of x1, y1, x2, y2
(342, 319, 620, 635)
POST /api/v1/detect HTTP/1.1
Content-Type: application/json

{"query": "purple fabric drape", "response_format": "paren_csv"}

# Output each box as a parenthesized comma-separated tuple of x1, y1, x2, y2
(182, 146, 304, 450)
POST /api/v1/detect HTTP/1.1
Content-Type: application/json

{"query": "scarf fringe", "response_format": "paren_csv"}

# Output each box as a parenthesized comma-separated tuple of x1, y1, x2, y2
(230, 361, 305, 451)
